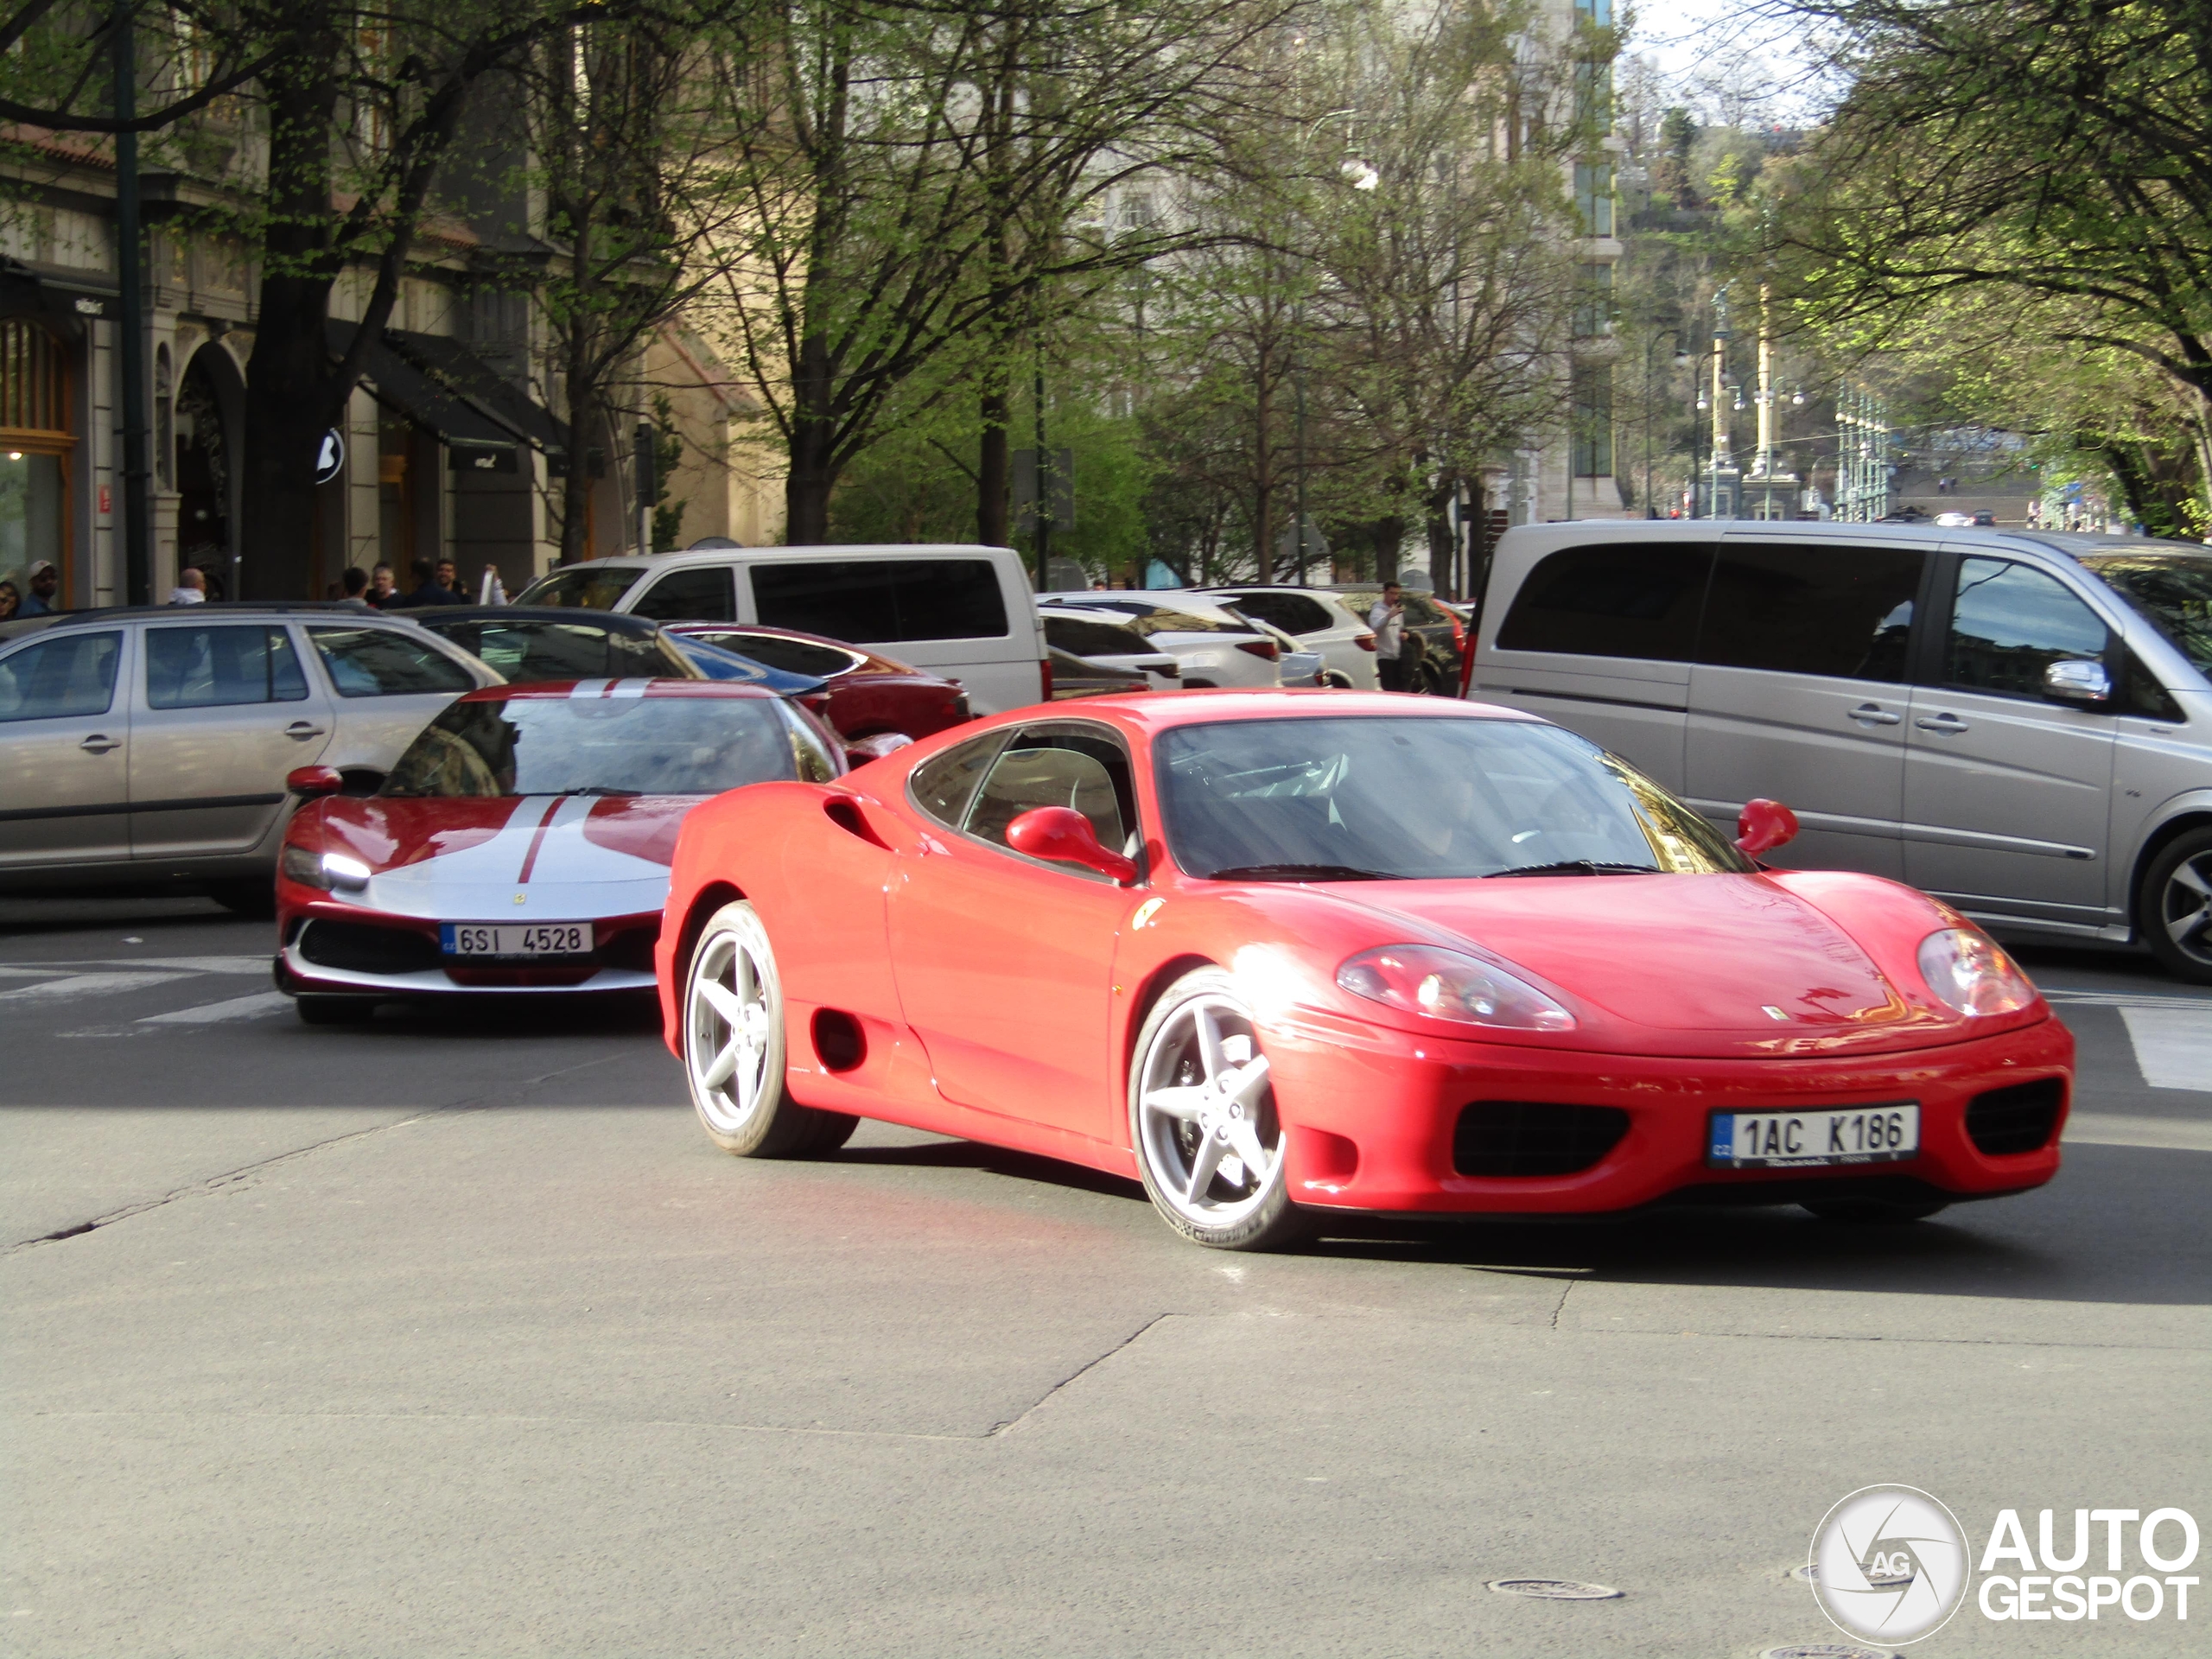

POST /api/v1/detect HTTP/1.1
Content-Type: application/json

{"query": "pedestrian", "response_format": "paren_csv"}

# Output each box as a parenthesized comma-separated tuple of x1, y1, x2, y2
(0, 578, 18, 620)
(166, 567, 207, 605)
(1368, 581, 1408, 692)
(403, 558, 465, 606)
(335, 567, 374, 610)
(365, 563, 400, 607)
(18, 560, 60, 615)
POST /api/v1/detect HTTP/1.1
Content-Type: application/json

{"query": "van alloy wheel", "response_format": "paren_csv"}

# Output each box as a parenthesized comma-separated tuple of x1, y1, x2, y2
(2143, 829, 2212, 984)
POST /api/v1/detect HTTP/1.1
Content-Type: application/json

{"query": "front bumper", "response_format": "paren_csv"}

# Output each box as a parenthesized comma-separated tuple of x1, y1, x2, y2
(1266, 1009, 2073, 1214)
(276, 898, 660, 997)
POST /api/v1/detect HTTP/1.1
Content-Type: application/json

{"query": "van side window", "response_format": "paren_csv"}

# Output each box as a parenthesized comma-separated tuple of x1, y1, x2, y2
(1493, 543, 1713, 661)
(1698, 544, 1923, 682)
(1944, 557, 2108, 699)
(751, 558, 1009, 643)
(631, 566, 736, 622)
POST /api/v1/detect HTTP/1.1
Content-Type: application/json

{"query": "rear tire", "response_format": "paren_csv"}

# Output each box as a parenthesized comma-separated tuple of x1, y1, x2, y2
(295, 995, 375, 1026)
(683, 900, 849, 1157)
(1802, 1198, 1950, 1224)
(2139, 827, 2212, 984)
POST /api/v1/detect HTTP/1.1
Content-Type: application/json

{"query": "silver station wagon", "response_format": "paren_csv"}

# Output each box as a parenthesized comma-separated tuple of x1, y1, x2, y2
(1470, 521, 2212, 982)
(0, 606, 499, 908)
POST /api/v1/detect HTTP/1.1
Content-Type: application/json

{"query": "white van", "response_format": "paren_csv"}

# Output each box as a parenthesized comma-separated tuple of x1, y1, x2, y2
(516, 545, 1048, 714)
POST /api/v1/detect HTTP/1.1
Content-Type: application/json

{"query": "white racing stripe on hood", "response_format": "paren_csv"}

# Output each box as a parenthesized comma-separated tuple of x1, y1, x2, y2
(569, 679, 612, 699)
(358, 795, 673, 922)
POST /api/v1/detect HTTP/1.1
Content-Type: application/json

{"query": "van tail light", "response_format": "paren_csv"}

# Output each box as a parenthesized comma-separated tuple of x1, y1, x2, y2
(1039, 658, 1053, 701)
(1236, 639, 1279, 661)
(1354, 633, 1377, 652)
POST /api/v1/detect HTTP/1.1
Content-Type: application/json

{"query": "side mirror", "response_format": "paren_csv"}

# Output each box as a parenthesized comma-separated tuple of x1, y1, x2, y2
(287, 765, 345, 798)
(1735, 797, 1799, 857)
(845, 731, 915, 766)
(2043, 658, 2112, 705)
(1006, 805, 1137, 884)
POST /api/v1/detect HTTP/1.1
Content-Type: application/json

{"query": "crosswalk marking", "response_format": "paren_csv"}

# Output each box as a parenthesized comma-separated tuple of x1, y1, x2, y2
(2065, 1111, 2212, 1152)
(2117, 1007, 2212, 1092)
(136, 991, 292, 1026)
(0, 971, 190, 1002)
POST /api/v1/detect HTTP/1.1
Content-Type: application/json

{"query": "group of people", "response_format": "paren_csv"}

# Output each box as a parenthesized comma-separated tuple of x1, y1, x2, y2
(0, 559, 60, 620)
(338, 558, 506, 610)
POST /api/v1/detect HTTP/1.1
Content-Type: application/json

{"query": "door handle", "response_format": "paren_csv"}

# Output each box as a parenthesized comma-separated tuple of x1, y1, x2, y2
(78, 733, 121, 753)
(283, 721, 328, 741)
(1847, 703, 1903, 726)
(1915, 714, 1970, 734)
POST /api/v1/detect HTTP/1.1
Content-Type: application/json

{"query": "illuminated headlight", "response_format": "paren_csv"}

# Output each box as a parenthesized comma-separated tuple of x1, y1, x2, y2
(282, 846, 372, 892)
(1916, 926, 2037, 1017)
(1336, 944, 1575, 1032)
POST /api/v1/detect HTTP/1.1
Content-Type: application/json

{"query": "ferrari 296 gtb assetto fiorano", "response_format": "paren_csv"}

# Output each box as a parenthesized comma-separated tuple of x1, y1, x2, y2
(276, 680, 842, 1022)
(656, 692, 2074, 1249)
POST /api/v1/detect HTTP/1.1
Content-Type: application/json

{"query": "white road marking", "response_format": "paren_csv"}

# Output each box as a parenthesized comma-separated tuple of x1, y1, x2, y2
(2065, 1111, 2212, 1152)
(39, 956, 270, 975)
(0, 972, 190, 1002)
(2117, 1007, 2212, 1091)
(137, 991, 292, 1026)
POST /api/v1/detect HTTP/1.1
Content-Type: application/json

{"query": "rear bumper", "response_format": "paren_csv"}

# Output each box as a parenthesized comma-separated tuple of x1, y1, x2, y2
(1268, 1011, 2073, 1214)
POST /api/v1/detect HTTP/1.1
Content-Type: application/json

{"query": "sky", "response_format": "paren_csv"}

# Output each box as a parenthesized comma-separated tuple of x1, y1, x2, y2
(1627, 0, 1830, 126)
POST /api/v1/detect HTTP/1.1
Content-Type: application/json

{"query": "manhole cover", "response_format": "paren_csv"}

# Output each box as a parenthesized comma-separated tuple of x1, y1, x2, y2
(1759, 1645, 1896, 1659)
(1486, 1579, 1622, 1600)
(1789, 1563, 1820, 1582)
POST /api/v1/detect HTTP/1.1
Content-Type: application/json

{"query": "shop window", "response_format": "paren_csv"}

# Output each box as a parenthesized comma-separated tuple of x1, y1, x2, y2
(0, 318, 76, 606)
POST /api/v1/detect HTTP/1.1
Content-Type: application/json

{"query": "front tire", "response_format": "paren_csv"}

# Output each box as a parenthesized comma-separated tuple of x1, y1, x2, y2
(295, 995, 375, 1025)
(683, 901, 853, 1157)
(2141, 828, 2212, 984)
(1129, 968, 1310, 1250)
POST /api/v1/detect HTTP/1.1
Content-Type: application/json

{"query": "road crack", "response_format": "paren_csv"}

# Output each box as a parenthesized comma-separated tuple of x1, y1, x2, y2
(988, 1313, 1172, 1436)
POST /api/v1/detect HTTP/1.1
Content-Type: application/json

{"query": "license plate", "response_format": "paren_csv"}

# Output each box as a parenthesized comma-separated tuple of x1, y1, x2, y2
(440, 922, 591, 958)
(1707, 1103, 1920, 1168)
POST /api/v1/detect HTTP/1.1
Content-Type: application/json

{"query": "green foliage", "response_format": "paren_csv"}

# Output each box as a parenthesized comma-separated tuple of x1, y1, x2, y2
(652, 393, 688, 550)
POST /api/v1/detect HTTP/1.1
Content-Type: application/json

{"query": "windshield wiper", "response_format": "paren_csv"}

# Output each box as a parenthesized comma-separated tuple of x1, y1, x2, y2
(1486, 860, 1659, 878)
(1205, 862, 1397, 881)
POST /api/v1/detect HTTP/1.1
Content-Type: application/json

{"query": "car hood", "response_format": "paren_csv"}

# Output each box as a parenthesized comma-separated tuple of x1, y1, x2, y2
(313, 794, 697, 922)
(1322, 873, 1986, 1057)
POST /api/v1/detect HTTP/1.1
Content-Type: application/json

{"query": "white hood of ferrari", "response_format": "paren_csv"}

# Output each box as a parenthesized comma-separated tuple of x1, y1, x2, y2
(359, 795, 676, 922)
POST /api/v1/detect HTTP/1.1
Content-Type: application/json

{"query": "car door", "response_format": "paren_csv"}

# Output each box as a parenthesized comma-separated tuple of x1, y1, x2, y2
(302, 621, 486, 772)
(0, 626, 132, 868)
(1681, 537, 1928, 877)
(130, 621, 334, 858)
(1903, 554, 2120, 926)
(887, 721, 1138, 1142)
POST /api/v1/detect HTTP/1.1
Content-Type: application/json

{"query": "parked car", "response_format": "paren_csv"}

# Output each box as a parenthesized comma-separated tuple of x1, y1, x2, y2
(274, 680, 844, 1021)
(656, 692, 2071, 1249)
(1331, 584, 1466, 694)
(661, 622, 970, 739)
(1045, 646, 1158, 700)
(1038, 613, 1181, 690)
(0, 606, 499, 908)
(1469, 521, 2212, 980)
(1227, 611, 1329, 687)
(1038, 594, 1282, 689)
(512, 543, 1046, 714)
(409, 606, 701, 683)
(1194, 586, 1379, 689)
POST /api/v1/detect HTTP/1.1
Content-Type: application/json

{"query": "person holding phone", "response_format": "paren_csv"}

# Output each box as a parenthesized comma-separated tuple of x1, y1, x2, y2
(1368, 581, 1408, 692)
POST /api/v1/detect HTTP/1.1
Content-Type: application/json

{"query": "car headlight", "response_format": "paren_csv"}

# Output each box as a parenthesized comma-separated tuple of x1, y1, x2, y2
(281, 846, 372, 892)
(1336, 944, 1575, 1032)
(1916, 926, 2037, 1017)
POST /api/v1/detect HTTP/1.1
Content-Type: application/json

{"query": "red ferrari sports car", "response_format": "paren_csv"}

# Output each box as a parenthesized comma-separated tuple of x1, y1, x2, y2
(276, 680, 843, 1021)
(656, 692, 2072, 1249)
(660, 623, 969, 741)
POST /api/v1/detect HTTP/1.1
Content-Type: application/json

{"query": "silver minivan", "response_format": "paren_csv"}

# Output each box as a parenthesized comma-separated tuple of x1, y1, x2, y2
(1470, 522, 2212, 981)
(0, 607, 499, 906)
(516, 543, 1049, 715)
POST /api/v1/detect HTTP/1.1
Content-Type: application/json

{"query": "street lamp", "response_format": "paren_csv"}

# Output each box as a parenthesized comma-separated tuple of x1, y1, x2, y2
(1287, 107, 1361, 584)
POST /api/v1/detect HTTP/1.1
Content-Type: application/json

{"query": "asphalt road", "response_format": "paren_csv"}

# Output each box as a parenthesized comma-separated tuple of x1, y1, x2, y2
(3, 895, 2206, 1658)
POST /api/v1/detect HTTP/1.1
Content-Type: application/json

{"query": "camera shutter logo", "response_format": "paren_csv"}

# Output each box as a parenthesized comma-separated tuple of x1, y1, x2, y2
(1809, 1484, 1969, 1643)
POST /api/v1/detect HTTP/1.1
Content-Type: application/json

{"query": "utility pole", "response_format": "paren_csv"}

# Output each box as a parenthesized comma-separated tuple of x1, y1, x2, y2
(112, 1, 151, 605)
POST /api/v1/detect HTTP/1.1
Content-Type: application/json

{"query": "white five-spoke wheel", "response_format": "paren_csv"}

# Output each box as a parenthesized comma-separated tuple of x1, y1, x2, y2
(684, 901, 855, 1157)
(1129, 968, 1309, 1250)
(2145, 829, 2212, 985)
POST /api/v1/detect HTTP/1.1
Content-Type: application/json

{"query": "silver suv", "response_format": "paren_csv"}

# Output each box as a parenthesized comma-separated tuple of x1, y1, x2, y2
(1470, 522, 2212, 981)
(0, 606, 499, 907)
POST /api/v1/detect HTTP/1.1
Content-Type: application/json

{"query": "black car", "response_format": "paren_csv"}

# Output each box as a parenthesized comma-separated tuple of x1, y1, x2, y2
(408, 607, 705, 684)
(1046, 645, 1156, 700)
(1329, 585, 1466, 695)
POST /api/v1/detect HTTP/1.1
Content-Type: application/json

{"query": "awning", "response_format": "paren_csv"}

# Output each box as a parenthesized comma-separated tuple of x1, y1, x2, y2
(328, 321, 567, 475)
(0, 257, 119, 320)
(380, 329, 575, 467)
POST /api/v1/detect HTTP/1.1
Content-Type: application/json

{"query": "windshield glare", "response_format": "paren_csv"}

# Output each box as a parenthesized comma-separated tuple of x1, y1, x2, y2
(1064, 602, 1245, 636)
(382, 696, 837, 798)
(512, 565, 646, 610)
(2078, 551, 2212, 676)
(1157, 715, 1751, 880)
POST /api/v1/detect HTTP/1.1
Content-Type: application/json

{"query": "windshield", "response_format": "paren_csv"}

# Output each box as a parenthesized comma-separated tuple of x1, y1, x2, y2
(2078, 550, 2212, 676)
(512, 564, 647, 610)
(1157, 715, 1751, 880)
(1059, 602, 1246, 636)
(382, 695, 838, 798)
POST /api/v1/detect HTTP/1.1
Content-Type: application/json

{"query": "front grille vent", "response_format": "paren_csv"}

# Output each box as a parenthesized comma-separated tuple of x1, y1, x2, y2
(1453, 1102, 1630, 1178)
(1965, 1077, 2065, 1156)
(299, 919, 442, 975)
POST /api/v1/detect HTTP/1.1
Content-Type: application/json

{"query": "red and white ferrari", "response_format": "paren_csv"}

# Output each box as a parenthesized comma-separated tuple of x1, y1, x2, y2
(656, 692, 2073, 1249)
(276, 680, 843, 1022)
